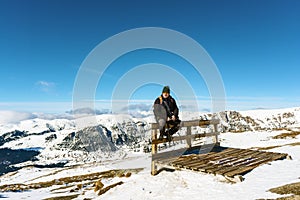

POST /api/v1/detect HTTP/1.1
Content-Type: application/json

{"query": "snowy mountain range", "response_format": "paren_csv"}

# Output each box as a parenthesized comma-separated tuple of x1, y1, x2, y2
(0, 107, 300, 166)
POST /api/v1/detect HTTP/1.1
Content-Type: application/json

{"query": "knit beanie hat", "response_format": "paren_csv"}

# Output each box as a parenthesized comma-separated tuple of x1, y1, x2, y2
(162, 86, 170, 94)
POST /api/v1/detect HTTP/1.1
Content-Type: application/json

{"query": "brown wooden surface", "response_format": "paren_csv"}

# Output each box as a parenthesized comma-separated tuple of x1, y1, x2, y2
(152, 132, 219, 145)
(152, 143, 218, 161)
(151, 119, 220, 129)
(151, 129, 158, 175)
(157, 147, 288, 178)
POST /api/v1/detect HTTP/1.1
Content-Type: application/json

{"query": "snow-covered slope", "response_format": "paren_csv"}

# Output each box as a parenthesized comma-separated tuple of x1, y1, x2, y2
(0, 114, 150, 166)
(1, 128, 299, 200)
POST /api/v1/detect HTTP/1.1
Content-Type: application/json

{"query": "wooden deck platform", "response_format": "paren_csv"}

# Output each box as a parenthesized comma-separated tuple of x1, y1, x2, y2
(150, 119, 290, 182)
(155, 145, 290, 182)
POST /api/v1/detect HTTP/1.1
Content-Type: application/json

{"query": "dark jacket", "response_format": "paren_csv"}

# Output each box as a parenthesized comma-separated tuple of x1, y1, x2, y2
(153, 95, 179, 120)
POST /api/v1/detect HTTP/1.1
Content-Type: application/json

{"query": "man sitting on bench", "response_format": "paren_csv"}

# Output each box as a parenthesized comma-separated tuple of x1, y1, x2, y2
(153, 86, 181, 141)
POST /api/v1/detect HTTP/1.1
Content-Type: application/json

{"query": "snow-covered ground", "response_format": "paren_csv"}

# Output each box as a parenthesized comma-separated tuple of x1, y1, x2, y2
(96, 130, 300, 200)
(0, 107, 300, 199)
(1, 130, 299, 199)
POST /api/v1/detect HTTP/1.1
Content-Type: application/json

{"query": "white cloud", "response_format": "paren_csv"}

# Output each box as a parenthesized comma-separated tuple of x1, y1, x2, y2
(36, 81, 54, 87)
(0, 110, 75, 125)
(0, 102, 72, 113)
(0, 110, 37, 124)
(35, 81, 56, 92)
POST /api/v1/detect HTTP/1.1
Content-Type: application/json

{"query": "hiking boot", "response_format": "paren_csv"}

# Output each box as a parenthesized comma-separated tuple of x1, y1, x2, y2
(158, 134, 164, 140)
(166, 132, 172, 142)
(158, 130, 165, 140)
(169, 127, 179, 136)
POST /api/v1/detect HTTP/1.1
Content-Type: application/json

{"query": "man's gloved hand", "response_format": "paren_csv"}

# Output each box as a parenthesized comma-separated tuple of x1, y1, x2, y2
(171, 115, 176, 121)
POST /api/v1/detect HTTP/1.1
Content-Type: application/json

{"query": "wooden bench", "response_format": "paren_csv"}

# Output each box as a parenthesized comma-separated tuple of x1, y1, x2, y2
(151, 119, 220, 175)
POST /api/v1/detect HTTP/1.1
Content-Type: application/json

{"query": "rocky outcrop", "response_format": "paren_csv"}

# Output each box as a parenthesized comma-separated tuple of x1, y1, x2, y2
(56, 125, 117, 152)
(217, 110, 298, 133)
(0, 129, 56, 146)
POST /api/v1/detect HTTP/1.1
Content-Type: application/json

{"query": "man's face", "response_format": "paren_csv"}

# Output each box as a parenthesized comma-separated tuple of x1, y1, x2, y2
(162, 92, 169, 98)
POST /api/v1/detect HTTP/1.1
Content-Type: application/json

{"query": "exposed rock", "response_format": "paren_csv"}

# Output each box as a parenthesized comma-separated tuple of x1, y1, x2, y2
(45, 134, 57, 142)
(56, 125, 117, 152)
(217, 110, 298, 133)
(0, 129, 57, 147)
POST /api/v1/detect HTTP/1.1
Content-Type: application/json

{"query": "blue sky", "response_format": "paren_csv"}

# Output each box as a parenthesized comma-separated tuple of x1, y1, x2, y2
(0, 0, 299, 113)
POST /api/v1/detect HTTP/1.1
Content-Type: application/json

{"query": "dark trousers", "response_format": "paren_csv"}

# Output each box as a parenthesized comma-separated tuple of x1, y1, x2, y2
(158, 119, 181, 137)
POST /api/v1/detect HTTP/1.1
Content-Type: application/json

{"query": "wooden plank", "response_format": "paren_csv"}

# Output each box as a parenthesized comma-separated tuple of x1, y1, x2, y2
(220, 151, 264, 166)
(172, 153, 211, 167)
(194, 132, 220, 140)
(152, 143, 219, 161)
(186, 149, 268, 173)
(157, 156, 186, 164)
(151, 129, 158, 175)
(171, 154, 213, 168)
(206, 151, 265, 174)
(212, 151, 272, 176)
(213, 123, 219, 144)
(224, 155, 285, 177)
(152, 132, 219, 145)
(212, 152, 270, 175)
(186, 126, 192, 148)
(181, 120, 210, 127)
(172, 150, 215, 162)
(153, 146, 202, 162)
(242, 152, 287, 168)
(212, 149, 262, 166)
(152, 147, 188, 161)
(171, 154, 202, 164)
(172, 155, 206, 167)
(174, 148, 237, 164)
(203, 150, 260, 170)
(172, 148, 253, 169)
(192, 147, 241, 160)
(176, 148, 245, 168)
(171, 152, 213, 165)
(150, 119, 220, 129)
